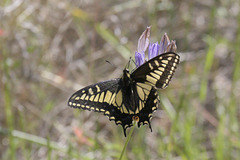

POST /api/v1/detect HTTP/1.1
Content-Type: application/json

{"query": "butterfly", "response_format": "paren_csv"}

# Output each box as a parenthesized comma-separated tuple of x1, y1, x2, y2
(68, 52, 180, 136)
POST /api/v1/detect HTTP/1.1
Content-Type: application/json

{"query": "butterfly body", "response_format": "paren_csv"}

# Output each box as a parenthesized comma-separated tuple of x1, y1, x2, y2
(68, 52, 180, 136)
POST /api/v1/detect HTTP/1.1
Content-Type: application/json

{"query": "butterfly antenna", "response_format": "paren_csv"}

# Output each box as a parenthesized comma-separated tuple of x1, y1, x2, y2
(105, 60, 123, 71)
(131, 58, 136, 66)
(126, 57, 134, 69)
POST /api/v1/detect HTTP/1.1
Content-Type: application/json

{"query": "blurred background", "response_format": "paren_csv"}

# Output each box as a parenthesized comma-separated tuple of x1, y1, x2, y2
(1, 0, 240, 159)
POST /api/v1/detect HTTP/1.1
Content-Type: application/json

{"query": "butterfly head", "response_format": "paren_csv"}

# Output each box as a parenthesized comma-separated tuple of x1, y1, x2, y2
(123, 69, 130, 78)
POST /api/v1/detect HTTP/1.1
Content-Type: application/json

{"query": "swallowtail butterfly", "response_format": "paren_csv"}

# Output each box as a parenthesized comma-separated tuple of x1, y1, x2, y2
(68, 52, 180, 136)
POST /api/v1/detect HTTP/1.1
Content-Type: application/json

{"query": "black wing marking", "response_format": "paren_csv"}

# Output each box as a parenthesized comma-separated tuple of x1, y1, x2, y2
(115, 82, 153, 114)
(131, 52, 180, 89)
(106, 87, 159, 136)
(68, 79, 120, 113)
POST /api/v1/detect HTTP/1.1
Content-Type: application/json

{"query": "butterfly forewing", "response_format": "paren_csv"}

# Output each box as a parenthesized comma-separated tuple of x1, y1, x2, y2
(68, 79, 120, 113)
(131, 52, 180, 89)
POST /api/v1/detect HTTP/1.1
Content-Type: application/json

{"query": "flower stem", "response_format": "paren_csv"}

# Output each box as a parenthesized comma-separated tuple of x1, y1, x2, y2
(119, 122, 136, 160)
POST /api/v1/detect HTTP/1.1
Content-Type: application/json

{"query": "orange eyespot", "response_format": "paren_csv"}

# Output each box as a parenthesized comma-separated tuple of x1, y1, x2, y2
(132, 116, 139, 122)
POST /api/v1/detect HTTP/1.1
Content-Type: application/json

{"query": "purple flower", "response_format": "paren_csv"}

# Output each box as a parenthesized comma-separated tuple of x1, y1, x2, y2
(148, 42, 159, 60)
(166, 40, 177, 52)
(135, 51, 145, 67)
(135, 27, 177, 68)
(137, 26, 151, 53)
(159, 33, 170, 54)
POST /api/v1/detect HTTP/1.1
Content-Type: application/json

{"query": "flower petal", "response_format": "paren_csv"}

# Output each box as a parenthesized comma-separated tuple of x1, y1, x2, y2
(135, 51, 145, 67)
(166, 40, 177, 52)
(148, 42, 159, 60)
(137, 26, 151, 53)
(159, 33, 170, 54)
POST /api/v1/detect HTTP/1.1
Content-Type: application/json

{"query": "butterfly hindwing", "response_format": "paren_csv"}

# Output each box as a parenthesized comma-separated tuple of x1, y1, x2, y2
(104, 87, 160, 136)
(131, 52, 180, 89)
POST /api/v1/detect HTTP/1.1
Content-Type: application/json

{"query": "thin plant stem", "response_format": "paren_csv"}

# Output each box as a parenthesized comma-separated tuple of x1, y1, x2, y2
(119, 121, 136, 160)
